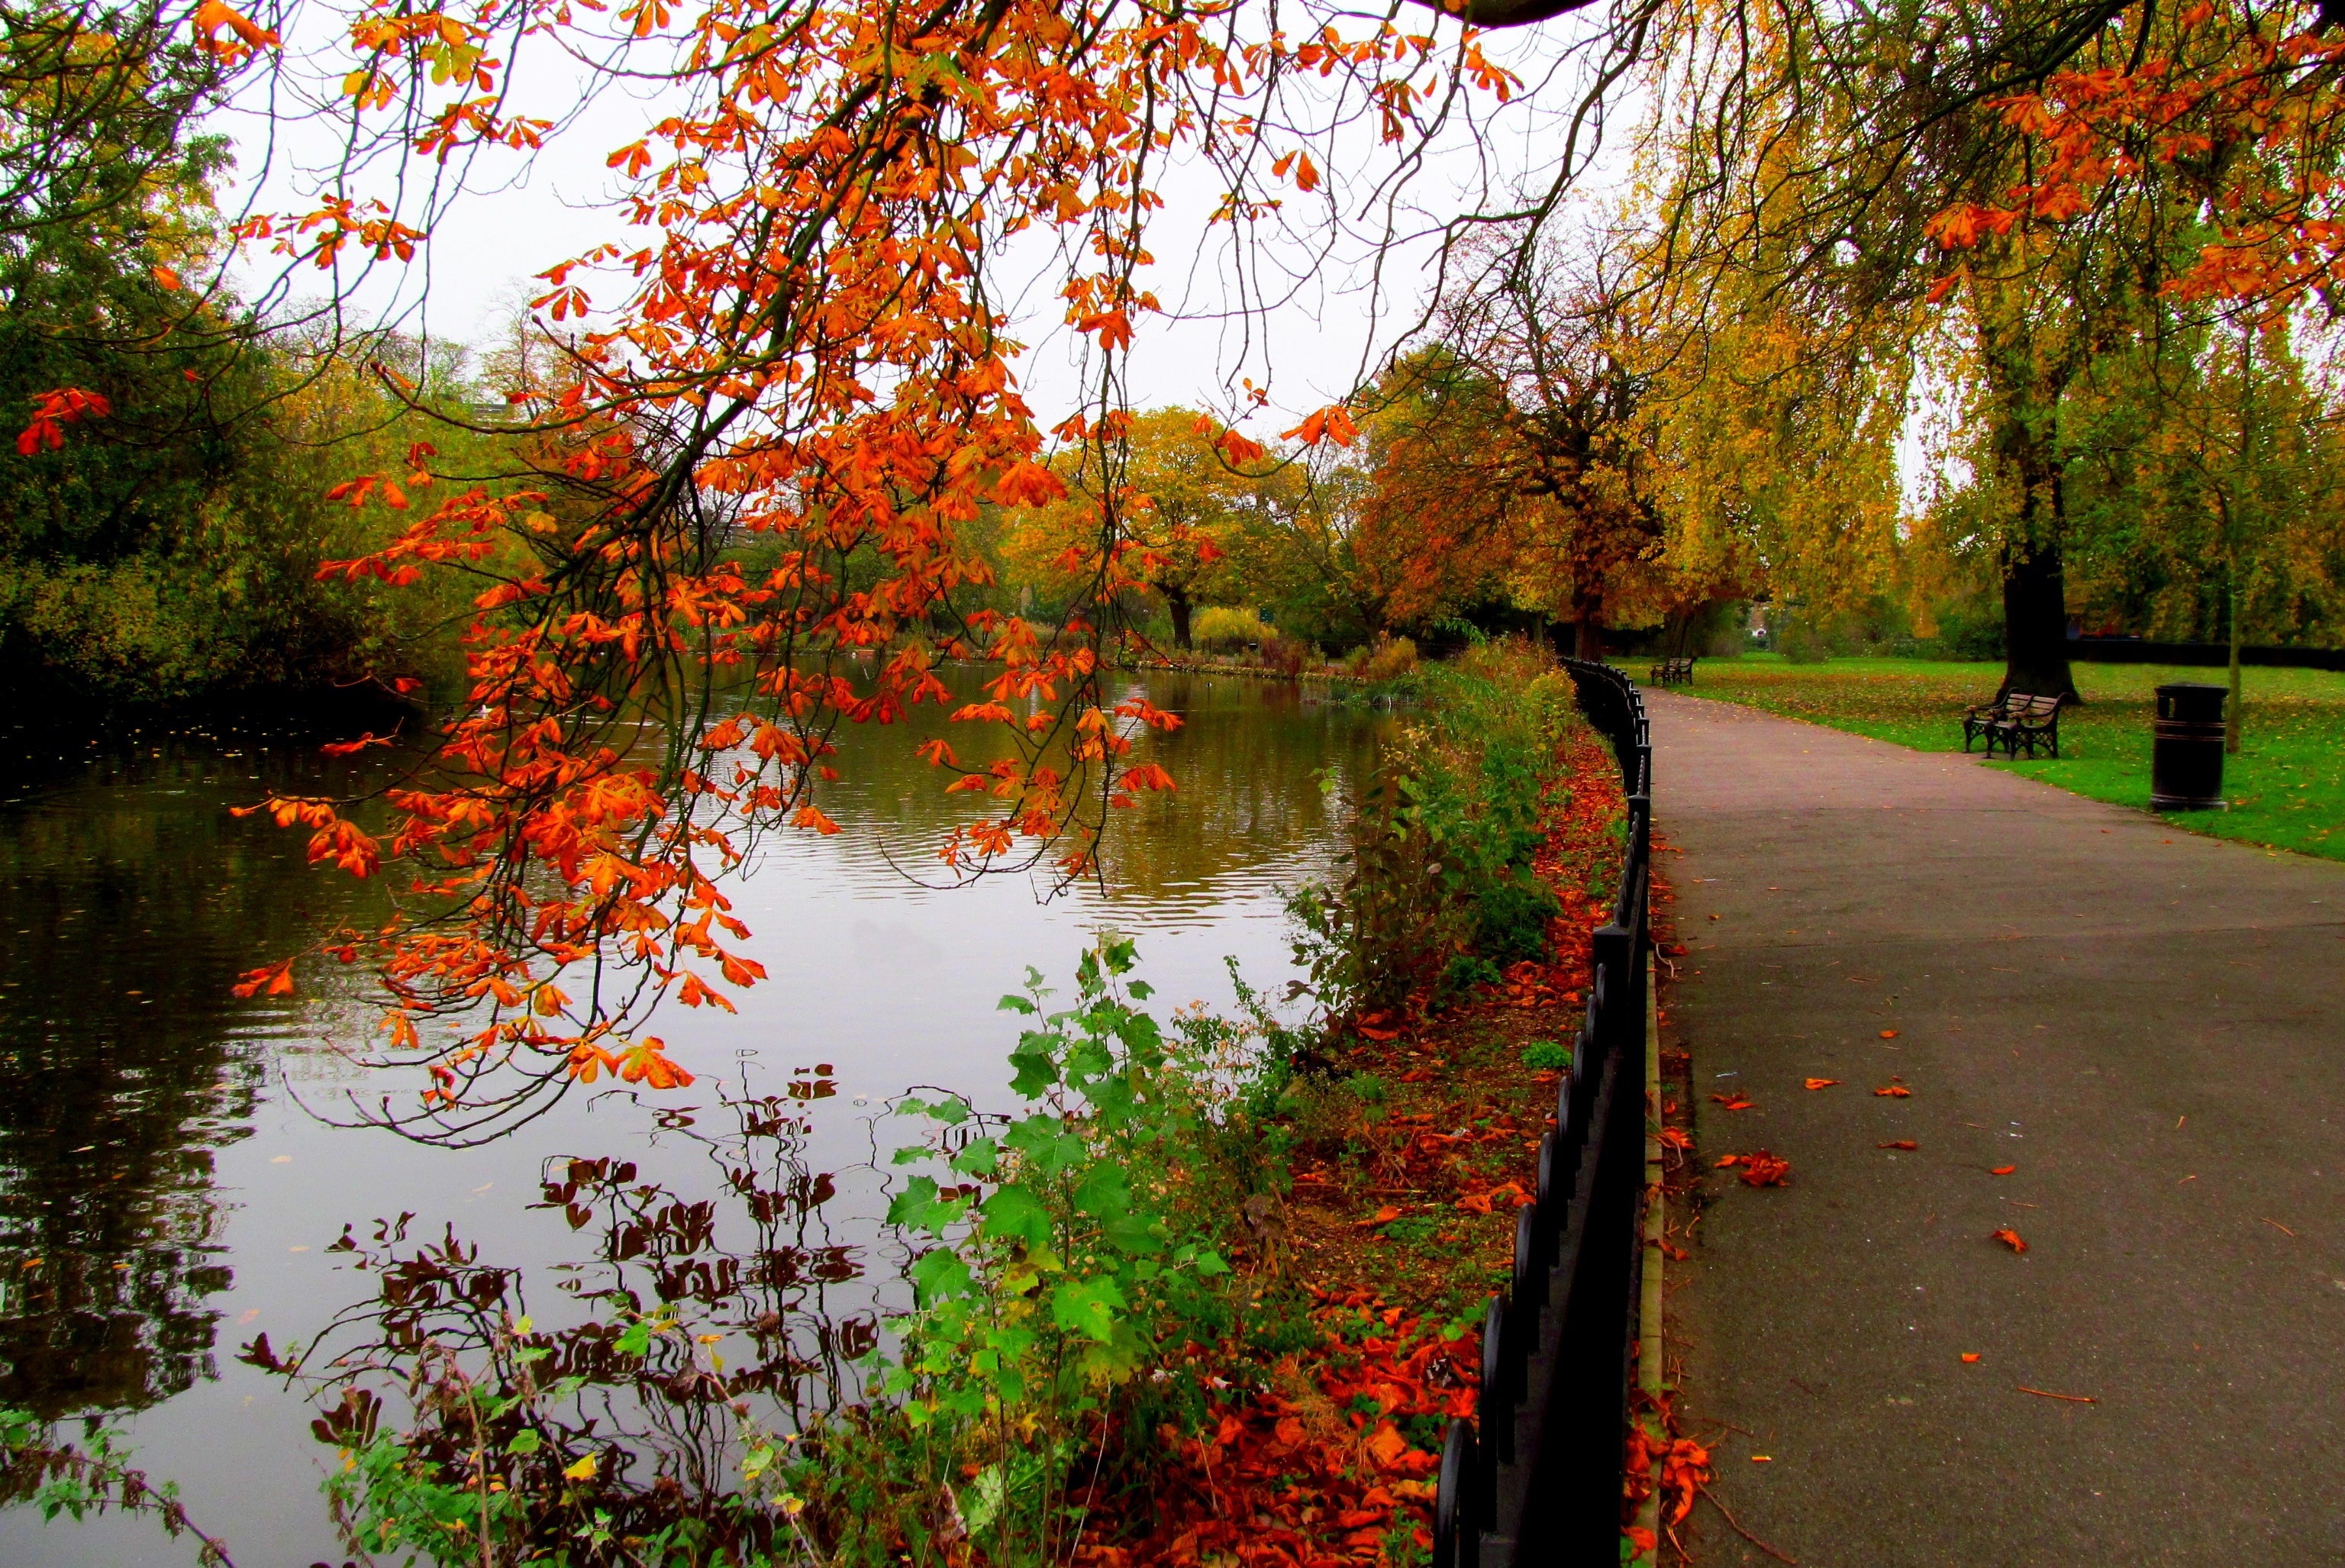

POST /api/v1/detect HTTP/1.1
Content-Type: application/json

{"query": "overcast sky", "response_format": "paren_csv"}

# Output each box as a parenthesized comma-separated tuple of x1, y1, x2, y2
(214, 7, 1632, 426)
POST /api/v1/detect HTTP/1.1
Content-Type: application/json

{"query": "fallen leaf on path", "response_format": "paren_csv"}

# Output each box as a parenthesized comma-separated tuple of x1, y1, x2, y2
(1874, 1086, 1912, 1098)
(1879, 1030, 1899, 1039)
(1710, 1093, 1755, 1111)
(1804, 1078, 1840, 1090)
(1960, 1353, 1981, 1363)
(1992, 1228, 2027, 1253)
(1991, 1165, 2016, 1176)
(1716, 1150, 1791, 1186)
(1877, 1141, 1917, 1150)
(1359, 1206, 1402, 1228)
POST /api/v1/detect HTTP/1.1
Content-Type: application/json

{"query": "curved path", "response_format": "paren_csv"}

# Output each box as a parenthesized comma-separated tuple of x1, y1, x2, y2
(1650, 690, 2345, 1568)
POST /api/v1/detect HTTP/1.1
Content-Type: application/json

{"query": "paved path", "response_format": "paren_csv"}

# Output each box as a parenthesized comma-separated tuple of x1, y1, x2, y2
(1650, 691, 2345, 1568)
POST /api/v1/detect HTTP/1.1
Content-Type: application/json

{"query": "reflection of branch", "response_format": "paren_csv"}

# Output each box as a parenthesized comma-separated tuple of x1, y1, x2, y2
(0, 1415, 236, 1566)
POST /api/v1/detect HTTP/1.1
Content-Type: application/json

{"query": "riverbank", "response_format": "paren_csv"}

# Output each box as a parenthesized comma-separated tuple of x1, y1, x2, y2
(0, 645, 1626, 1567)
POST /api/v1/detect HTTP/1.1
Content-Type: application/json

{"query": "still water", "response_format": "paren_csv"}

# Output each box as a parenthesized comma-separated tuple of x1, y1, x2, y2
(0, 671, 1386, 1565)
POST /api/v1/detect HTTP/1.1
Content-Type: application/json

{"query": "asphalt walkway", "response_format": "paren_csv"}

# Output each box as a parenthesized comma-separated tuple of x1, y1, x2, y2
(1650, 690, 2345, 1567)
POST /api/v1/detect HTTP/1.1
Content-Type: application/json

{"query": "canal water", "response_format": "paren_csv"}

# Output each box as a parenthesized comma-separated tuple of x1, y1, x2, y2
(0, 671, 1387, 1565)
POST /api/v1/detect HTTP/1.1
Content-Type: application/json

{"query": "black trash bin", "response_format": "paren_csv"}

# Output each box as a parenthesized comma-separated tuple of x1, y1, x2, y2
(2150, 682, 2228, 810)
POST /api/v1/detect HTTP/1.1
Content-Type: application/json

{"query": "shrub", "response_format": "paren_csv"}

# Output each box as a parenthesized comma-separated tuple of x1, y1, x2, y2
(1345, 634, 1420, 682)
(1287, 636, 1587, 1019)
(1192, 605, 1272, 653)
(1257, 632, 1311, 676)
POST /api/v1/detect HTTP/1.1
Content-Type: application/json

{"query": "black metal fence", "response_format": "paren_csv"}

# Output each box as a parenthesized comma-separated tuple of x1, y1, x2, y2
(1434, 657, 1652, 1568)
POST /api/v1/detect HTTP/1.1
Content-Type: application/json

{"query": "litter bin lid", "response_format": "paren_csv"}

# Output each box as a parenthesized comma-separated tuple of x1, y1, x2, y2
(2156, 681, 2229, 719)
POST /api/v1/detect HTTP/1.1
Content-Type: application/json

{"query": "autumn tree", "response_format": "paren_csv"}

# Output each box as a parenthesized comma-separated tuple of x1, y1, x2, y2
(39, 0, 2221, 1129)
(1002, 408, 1263, 650)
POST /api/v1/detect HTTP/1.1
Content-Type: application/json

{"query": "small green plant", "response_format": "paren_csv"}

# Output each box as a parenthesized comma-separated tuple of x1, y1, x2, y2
(856, 934, 1269, 1563)
(1521, 1039, 1571, 1072)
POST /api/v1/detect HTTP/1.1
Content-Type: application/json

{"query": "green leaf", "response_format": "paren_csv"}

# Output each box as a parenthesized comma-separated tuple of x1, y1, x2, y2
(997, 992, 1038, 1015)
(1008, 1046, 1060, 1099)
(909, 1247, 975, 1305)
(1050, 1276, 1127, 1343)
(1103, 1212, 1166, 1254)
(1073, 1165, 1131, 1221)
(885, 1174, 941, 1228)
(507, 1429, 543, 1456)
(1003, 1120, 1086, 1176)
(949, 1136, 998, 1176)
(979, 1182, 1053, 1248)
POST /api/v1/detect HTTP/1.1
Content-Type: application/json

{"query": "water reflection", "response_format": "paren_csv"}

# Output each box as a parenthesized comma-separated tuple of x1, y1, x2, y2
(0, 715, 387, 1421)
(0, 673, 1385, 1563)
(259, 1069, 879, 1558)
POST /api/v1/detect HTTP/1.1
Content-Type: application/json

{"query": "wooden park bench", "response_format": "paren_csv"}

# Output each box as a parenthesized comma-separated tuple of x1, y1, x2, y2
(1963, 692, 2063, 759)
(1648, 655, 1697, 687)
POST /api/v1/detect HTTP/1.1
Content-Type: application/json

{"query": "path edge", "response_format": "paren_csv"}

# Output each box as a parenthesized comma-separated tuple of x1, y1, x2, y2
(1631, 950, 1665, 1562)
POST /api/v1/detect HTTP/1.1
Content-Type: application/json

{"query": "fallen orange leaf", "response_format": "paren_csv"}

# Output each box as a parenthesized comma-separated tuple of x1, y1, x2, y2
(1875, 1085, 1912, 1098)
(1804, 1077, 1841, 1089)
(1877, 1140, 1917, 1150)
(1718, 1150, 1790, 1186)
(1991, 1165, 2016, 1176)
(1960, 1353, 1982, 1363)
(1710, 1093, 1755, 1111)
(1879, 1029, 1899, 1038)
(1358, 1206, 1402, 1228)
(1992, 1228, 2027, 1253)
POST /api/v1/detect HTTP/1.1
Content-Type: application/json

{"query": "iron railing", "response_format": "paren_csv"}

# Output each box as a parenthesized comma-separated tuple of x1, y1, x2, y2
(1434, 657, 1651, 1568)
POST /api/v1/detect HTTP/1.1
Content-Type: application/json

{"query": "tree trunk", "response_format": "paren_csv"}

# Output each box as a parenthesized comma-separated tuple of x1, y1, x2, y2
(2225, 577, 2243, 755)
(1999, 537, 2075, 702)
(1997, 424, 2077, 703)
(1165, 586, 1193, 651)
(1573, 612, 1603, 661)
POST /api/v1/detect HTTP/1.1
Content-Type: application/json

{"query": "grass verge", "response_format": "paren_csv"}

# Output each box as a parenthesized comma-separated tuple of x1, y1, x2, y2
(1669, 654, 2345, 862)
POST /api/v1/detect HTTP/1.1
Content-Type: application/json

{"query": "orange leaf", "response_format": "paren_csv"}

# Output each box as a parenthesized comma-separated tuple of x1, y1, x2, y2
(1877, 1140, 1917, 1150)
(1961, 1353, 1982, 1363)
(1709, 1093, 1754, 1111)
(1992, 1228, 2027, 1253)
(1874, 1085, 1911, 1097)
(1879, 1029, 1899, 1039)
(1358, 1205, 1402, 1228)
(1804, 1078, 1840, 1089)
(1991, 1165, 2017, 1176)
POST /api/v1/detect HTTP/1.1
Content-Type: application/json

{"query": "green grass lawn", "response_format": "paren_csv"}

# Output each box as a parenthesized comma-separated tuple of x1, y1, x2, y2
(1656, 653, 2345, 863)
